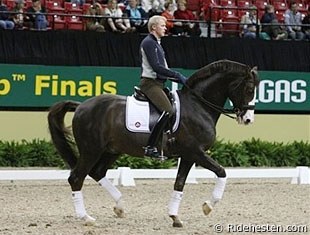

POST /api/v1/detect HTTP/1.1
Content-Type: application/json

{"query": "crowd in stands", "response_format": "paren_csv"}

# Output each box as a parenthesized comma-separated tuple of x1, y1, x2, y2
(0, 0, 309, 40)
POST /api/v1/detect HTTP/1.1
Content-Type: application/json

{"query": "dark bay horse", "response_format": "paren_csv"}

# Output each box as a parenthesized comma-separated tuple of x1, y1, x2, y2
(48, 60, 259, 227)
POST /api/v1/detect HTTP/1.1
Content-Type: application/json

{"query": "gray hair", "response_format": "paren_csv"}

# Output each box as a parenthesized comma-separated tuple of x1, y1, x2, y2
(147, 15, 166, 32)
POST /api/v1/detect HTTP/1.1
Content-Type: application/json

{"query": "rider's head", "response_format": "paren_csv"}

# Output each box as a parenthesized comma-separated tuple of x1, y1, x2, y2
(148, 15, 167, 39)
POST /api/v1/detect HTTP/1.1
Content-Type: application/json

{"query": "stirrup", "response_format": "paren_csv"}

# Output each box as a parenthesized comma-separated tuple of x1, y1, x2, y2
(143, 146, 167, 160)
(144, 146, 160, 158)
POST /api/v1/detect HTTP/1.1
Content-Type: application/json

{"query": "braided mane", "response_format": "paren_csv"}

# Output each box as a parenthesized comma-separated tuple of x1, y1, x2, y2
(186, 60, 250, 88)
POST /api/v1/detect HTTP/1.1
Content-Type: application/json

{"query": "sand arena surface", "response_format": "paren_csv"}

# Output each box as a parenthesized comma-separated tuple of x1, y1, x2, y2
(0, 178, 309, 235)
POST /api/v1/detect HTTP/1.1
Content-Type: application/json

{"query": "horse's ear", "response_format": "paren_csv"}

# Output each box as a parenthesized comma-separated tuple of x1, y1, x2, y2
(251, 66, 258, 73)
(250, 66, 260, 86)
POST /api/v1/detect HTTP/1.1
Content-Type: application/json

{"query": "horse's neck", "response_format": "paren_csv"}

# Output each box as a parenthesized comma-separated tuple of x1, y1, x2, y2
(182, 74, 230, 123)
(195, 74, 229, 106)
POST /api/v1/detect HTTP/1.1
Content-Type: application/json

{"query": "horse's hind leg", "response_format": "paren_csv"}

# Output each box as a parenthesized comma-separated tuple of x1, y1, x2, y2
(88, 153, 125, 218)
(195, 152, 227, 216)
(69, 151, 101, 224)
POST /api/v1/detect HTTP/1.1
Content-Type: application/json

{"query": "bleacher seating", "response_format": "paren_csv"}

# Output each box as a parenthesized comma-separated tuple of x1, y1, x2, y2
(217, 14, 240, 37)
(6, 0, 16, 10)
(2, 0, 309, 40)
(219, 0, 236, 7)
(82, 3, 92, 14)
(64, 2, 83, 14)
(253, 0, 269, 10)
(25, 0, 33, 9)
(49, 14, 66, 30)
(46, 0, 65, 14)
(273, 1, 287, 11)
(66, 15, 84, 30)
(236, 0, 251, 19)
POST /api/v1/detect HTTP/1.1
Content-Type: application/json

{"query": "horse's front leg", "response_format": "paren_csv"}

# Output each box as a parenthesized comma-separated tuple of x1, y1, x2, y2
(196, 152, 227, 216)
(169, 158, 194, 228)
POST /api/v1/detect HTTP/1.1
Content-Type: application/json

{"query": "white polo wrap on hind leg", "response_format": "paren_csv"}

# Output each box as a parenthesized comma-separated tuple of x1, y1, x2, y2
(168, 190, 183, 216)
(72, 191, 87, 218)
(99, 177, 122, 205)
(211, 177, 227, 204)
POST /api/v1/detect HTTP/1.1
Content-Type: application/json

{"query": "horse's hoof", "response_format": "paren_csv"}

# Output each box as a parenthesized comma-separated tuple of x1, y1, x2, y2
(81, 214, 96, 226)
(169, 215, 183, 228)
(202, 201, 213, 216)
(113, 206, 125, 218)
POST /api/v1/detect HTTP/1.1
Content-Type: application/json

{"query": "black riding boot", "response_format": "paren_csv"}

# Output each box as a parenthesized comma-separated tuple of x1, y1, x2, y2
(144, 111, 170, 158)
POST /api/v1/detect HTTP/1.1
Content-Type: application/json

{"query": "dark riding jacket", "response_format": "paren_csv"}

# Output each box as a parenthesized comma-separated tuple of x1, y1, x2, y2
(140, 34, 185, 84)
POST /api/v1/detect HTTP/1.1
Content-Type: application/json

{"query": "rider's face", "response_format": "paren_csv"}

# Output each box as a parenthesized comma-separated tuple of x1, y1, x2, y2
(153, 19, 166, 38)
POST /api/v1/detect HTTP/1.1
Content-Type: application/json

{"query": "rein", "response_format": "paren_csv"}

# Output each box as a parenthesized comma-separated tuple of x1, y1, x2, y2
(183, 83, 237, 120)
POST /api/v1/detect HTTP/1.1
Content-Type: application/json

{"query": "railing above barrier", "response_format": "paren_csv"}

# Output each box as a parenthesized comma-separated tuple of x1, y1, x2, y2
(0, 166, 309, 186)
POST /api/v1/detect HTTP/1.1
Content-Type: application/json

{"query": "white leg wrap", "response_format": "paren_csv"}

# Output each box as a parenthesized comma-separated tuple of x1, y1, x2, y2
(168, 190, 183, 216)
(72, 191, 87, 218)
(211, 177, 227, 203)
(99, 177, 122, 203)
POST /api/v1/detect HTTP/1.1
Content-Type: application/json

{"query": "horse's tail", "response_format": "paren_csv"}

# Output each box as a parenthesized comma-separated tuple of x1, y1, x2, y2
(48, 100, 81, 169)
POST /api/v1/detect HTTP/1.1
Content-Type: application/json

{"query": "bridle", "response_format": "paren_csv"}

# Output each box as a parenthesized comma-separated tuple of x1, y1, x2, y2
(182, 74, 256, 120)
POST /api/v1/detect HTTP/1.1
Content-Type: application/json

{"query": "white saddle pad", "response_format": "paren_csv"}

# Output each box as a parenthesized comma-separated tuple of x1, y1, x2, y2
(126, 91, 180, 133)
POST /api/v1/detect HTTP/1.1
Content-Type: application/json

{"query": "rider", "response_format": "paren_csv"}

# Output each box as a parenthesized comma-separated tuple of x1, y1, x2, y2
(139, 15, 187, 158)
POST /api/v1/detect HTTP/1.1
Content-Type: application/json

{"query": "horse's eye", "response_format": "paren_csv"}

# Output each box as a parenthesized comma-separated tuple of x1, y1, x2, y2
(247, 88, 254, 94)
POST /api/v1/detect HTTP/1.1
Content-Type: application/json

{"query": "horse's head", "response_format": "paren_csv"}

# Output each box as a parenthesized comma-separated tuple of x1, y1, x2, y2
(228, 66, 260, 125)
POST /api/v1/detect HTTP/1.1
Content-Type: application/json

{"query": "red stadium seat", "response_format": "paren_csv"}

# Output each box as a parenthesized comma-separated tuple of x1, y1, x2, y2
(254, 0, 269, 10)
(66, 15, 84, 30)
(273, 1, 287, 11)
(217, 14, 240, 37)
(24, 0, 32, 9)
(296, 2, 307, 13)
(48, 14, 66, 29)
(219, 0, 236, 6)
(202, 1, 221, 21)
(275, 10, 285, 22)
(236, 0, 251, 8)
(220, 8, 238, 18)
(82, 3, 91, 14)
(237, 0, 251, 19)
(269, 0, 285, 4)
(64, 2, 83, 14)
(6, 0, 16, 10)
(46, 1, 65, 13)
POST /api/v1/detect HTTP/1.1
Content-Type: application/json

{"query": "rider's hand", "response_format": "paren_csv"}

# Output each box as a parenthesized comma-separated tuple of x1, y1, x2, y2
(179, 74, 188, 85)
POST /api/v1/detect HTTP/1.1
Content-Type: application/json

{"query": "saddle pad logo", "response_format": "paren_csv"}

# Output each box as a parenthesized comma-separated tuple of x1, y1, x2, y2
(135, 122, 141, 128)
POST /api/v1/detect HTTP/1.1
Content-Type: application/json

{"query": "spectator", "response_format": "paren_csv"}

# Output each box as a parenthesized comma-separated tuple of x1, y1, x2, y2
(0, 0, 15, 30)
(141, 0, 165, 15)
(161, 1, 182, 35)
(104, 0, 135, 32)
(85, 2, 106, 32)
(12, 0, 27, 29)
(284, 1, 305, 40)
(302, 6, 310, 40)
(261, 4, 288, 40)
(123, 0, 148, 33)
(173, 0, 201, 36)
(25, 0, 48, 30)
(240, 5, 270, 40)
(147, 0, 165, 17)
